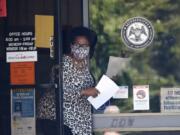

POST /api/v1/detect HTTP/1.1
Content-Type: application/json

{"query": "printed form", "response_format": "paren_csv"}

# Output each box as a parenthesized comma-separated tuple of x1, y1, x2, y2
(88, 75, 119, 109)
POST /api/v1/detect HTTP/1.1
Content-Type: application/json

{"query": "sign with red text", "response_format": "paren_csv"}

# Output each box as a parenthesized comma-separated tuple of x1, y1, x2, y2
(7, 51, 37, 62)
(113, 86, 128, 99)
(133, 85, 149, 110)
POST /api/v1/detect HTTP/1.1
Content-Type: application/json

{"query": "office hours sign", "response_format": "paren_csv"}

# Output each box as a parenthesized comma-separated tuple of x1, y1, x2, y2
(5, 27, 37, 62)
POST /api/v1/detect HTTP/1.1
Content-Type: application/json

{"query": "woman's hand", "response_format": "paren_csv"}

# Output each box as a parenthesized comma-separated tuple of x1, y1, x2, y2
(81, 87, 100, 98)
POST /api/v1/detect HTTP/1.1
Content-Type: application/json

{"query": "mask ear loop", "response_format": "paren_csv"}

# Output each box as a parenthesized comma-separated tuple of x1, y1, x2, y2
(86, 51, 90, 70)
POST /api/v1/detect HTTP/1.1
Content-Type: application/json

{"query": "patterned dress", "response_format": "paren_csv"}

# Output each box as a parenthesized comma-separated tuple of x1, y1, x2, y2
(37, 55, 95, 135)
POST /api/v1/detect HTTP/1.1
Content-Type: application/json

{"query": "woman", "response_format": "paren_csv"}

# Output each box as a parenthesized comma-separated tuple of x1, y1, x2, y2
(37, 26, 99, 135)
(63, 26, 99, 135)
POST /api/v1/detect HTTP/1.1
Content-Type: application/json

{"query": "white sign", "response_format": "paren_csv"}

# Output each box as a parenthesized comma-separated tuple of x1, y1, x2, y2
(113, 86, 128, 99)
(88, 75, 119, 109)
(11, 88, 36, 135)
(6, 51, 37, 62)
(133, 85, 149, 110)
(161, 87, 180, 113)
(12, 118, 35, 135)
(106, 56, 130, 78)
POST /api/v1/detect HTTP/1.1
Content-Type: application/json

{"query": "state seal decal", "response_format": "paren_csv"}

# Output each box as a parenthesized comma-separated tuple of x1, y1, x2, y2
(121, 17, 154, 50)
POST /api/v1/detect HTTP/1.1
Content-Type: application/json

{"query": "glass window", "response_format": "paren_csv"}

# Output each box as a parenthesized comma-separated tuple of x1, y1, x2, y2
(89, 0, 180, 134)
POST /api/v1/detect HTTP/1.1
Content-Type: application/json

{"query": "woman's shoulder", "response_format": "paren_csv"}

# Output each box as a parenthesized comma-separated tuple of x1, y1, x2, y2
(63, 55, 73, 67)
(63, 54, 72, 62)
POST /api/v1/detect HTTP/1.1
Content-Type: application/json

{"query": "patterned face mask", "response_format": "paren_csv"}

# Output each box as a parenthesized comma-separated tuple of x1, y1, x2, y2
(71, 44, 90, 60)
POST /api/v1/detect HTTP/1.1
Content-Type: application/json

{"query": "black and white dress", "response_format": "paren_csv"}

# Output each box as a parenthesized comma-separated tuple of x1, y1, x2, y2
(37, 55, 95, 135)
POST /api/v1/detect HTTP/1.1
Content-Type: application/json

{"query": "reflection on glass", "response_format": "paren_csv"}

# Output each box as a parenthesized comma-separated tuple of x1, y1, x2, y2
(89, 0, 180, 114)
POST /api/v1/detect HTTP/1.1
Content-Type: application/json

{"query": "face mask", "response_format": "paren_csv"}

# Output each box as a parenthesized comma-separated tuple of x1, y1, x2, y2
(71, 44, 90, 60)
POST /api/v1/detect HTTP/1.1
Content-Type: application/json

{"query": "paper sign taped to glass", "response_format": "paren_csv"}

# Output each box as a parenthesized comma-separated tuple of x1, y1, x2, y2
(11, 88, 36, 135)
(106, 56, 130, 78)
(88, 75, 119, 109)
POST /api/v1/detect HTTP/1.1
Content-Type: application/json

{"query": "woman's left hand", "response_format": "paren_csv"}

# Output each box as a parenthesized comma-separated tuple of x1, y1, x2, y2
(80, 87, 100, 98)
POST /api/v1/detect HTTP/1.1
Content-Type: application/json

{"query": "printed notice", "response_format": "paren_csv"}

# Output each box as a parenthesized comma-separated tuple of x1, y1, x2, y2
(11, 88, 36, 135)
(5, 29, 37, 62)
(113, 86, 128, 99)
(133, 85, 149, 110)
(10, 62, 35, 85)
(88, 75, 119, 109)
(161, 87, 180, 113)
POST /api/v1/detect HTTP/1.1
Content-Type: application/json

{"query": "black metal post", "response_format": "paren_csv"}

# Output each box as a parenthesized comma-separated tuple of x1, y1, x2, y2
(54, 0, 63, 134)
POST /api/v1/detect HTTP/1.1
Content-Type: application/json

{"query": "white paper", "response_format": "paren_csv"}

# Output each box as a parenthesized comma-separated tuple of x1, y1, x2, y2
(106, 56, 130, 78)
(113, 86, 128, 99)
(88, 75, 119, 109)
(161, 87, 180, 113)
(6, 51, 37, 62)
(133, 85, 149, 110)
(12, 118, 36, 135)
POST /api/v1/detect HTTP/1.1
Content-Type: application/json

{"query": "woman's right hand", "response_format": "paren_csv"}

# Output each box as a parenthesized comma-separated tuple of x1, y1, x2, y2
(81, 87, 100, 98)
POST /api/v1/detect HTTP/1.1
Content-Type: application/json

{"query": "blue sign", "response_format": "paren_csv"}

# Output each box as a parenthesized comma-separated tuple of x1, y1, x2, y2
(12, 89, 35, 117)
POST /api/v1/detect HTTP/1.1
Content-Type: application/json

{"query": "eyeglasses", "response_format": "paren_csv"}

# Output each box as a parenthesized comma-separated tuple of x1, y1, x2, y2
(72, 43, 90, 47)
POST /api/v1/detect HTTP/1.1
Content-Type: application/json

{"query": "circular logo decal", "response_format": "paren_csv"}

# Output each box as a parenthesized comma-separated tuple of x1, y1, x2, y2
(136, 90, 146, 99)
(121, 17, 154, 50)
